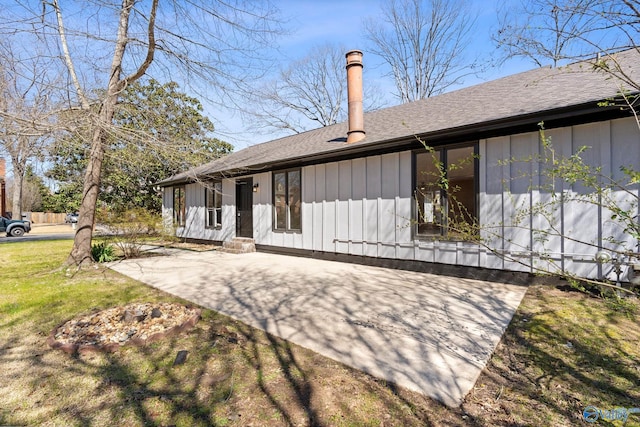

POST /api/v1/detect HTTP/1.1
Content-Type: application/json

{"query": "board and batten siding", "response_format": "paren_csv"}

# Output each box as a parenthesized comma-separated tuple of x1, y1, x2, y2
(243, 153, 413, 257)
(481, 116, 639, 280)
(165, 116, 638, 281)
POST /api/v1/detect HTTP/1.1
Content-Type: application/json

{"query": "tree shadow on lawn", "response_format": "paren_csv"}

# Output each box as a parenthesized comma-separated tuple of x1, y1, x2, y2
(232, 319, 475, 427)
(1, 305, 477, 426)
(238, 323, 320, 426)
(93, 344, 219, 425)
(462, 284, 640, 426)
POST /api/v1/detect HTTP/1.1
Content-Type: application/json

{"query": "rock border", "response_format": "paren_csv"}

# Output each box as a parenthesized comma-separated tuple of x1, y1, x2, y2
(47, 304, 202, 355)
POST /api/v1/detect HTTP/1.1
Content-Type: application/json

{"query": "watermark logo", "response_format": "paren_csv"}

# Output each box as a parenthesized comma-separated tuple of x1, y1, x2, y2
(583, 405, 640, 423)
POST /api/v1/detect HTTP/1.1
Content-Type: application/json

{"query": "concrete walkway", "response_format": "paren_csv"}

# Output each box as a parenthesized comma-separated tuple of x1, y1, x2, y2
(109, 249, 528, 407)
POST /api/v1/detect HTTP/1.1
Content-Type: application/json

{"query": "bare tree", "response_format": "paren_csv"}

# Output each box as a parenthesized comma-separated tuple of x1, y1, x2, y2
(246, 44, 386, 134)
(493, 0, 639, 67)
(364, 0, 477, 103)
(493, 0, 619, 67)
(49, 0, 158, 266)
(3, 0, 282, 265)
(0, 42, 56, 219)
(576, 0, 640, 107)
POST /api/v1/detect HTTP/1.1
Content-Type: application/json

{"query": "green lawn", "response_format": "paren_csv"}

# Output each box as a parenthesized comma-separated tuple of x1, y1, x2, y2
(1, 239, 638, 426)
(464, 284, 640, 426)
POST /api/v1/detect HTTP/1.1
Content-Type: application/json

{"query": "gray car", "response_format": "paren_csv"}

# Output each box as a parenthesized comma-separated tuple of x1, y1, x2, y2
(65, 212, 79, 223)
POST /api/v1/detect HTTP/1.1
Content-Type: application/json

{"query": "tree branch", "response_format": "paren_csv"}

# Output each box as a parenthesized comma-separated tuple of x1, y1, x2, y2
(51, 0, 89, 110)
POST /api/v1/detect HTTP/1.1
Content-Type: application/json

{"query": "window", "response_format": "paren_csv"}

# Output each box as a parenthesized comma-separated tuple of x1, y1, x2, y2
(273, 169, 301, 231)
(205, 181, 222, 229)
(173, 186, 185, 227)
(414, 144, 477, 237)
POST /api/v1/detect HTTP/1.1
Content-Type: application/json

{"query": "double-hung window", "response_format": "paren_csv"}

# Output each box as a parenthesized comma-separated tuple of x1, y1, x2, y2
(173, 186, 185, 227)
(205, 181, 222, 229)
(273, 169, 301, 231)
(414, 143, 478, 238)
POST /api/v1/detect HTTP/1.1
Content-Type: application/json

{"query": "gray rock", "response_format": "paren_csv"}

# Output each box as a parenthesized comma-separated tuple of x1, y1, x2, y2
(122, 309, 146, 323)
(173, 350, 188, 366)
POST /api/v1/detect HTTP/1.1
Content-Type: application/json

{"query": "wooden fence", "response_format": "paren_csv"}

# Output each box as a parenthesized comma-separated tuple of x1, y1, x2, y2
(26, 212, 67, 224)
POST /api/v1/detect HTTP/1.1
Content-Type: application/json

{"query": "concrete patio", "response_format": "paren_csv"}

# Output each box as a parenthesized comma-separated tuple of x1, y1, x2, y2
(109, 249, 528, 407)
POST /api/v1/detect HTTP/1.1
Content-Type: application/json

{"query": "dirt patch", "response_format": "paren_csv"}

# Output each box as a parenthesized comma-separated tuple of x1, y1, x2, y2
(48, 302, 201, 354)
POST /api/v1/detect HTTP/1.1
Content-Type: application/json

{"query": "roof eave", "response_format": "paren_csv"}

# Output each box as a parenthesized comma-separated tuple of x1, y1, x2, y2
(158, 99, 631, 187)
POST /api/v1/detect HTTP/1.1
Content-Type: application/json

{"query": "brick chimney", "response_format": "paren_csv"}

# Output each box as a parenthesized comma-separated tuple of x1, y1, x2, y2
(346, 50, 365, 143)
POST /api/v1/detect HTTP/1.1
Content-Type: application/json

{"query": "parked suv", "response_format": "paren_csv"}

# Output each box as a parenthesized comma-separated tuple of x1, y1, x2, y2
(0, 216, 32, 237)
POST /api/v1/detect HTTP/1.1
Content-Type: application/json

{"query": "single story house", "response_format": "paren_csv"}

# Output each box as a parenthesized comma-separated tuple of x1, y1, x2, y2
(159, 49, 639, 283)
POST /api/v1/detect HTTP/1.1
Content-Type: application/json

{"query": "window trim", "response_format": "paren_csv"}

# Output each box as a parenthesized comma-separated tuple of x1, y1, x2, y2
(272, 168, 302, 233)
(173, 186, 185, 227)
(205, 181, 222, 229)
(412, 142, 479, 239)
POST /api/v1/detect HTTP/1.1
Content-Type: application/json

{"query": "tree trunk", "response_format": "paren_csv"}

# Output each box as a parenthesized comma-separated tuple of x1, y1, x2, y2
(65, 122, 108, 266)
(65, 62, 127, 266)
(10, 157, 24, 219)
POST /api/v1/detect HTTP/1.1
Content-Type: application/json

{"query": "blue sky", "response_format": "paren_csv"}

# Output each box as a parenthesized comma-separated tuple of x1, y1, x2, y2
(215, 0, 536, 149)
(1, 0, 541, 178)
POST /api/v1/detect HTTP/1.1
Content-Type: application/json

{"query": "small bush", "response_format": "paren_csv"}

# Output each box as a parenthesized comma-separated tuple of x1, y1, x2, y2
(97, 208, 161, 259)
(91, 242, 116, 263)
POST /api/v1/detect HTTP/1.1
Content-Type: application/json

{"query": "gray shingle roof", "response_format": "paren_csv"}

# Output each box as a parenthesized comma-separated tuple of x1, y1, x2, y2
(160, 49, 639, 186)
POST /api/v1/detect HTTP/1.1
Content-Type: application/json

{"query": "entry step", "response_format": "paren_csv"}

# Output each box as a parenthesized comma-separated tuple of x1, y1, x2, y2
(220, 237, 256, 254)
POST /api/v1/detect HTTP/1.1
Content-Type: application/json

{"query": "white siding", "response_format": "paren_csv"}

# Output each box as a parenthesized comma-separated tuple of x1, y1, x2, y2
(324, 163, 338, 252)
(254, 172, 272, 245)
(277, 153, 417, 260)
(397, 151, 414, 259)
(379, 153, 399, 258)
(610, 118, 640, 260)
(336, 160, 351, 254)
(479, 137, 505, 270)
(505, 133, 536, 273)
(175, 179, 236, 242)
(302, 168, 315, 250)
(161, 187, 173, 233)
(312, 165, 325, 252)
(350, 158, 366, 256)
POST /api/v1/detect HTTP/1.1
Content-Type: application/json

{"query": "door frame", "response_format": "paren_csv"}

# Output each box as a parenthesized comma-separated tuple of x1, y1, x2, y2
(235, 178, 254, 238)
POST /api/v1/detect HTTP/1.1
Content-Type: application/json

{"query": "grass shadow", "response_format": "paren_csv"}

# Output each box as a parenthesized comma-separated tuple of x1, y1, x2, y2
(462, 284, 640, 426)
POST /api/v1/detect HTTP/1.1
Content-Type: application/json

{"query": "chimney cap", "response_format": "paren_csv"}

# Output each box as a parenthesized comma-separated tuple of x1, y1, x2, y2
(345, 50, 363, 65)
